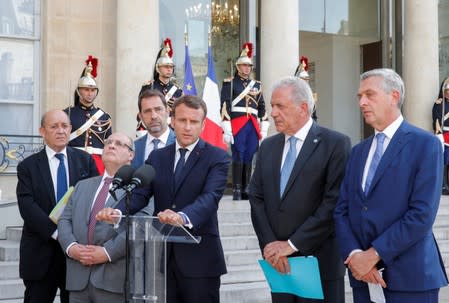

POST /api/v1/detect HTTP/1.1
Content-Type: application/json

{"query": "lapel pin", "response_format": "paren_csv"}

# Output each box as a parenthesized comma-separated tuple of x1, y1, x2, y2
(313, 139, 318, 143)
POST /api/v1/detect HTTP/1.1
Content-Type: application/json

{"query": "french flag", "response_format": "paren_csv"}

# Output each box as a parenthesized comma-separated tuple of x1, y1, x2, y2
(201, 46, 227, 150)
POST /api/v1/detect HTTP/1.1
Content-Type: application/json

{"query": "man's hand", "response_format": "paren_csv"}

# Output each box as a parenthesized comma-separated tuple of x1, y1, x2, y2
(86, 245, 109, 265)
(157, 209, 183, 226)
(68, 244, 94, 265)
(68, 244, 109, 266)
(263, 241, 295, 273)
(361, 268, 387, 288)
(96, 207, 120, 224)
(345, 247, 380, 280)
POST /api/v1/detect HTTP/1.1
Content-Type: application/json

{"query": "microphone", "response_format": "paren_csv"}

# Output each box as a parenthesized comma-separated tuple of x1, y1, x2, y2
(124, 164, 156, 193)
(109, 164, 135, 200)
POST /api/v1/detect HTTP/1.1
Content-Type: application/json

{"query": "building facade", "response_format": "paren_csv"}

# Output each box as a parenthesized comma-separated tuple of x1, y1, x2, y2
(0, 0, 443, 233)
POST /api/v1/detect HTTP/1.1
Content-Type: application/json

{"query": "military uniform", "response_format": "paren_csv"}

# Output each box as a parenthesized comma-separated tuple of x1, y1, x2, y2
(64, 104, 112, 174)
(221, 75, 267, 200)
(139, 79, 182, 110)
(67, 56, 112, 174)
(433, 79, 449, 195)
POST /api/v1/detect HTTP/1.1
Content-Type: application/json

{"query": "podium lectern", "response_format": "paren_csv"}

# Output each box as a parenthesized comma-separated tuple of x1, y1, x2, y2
(127, 216, 200, 303)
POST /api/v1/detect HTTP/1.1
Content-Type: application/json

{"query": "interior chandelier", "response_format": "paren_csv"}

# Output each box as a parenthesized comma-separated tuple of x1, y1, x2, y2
(185, 1, 240, 34)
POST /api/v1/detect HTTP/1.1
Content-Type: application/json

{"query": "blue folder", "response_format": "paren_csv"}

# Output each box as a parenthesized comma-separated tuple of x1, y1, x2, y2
(258, 256, 324, 299)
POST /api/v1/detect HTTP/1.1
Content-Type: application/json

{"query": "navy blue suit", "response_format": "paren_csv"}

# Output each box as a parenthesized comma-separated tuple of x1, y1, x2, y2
(334, 121, 448, 299)
(131, 130, 175, 169)
(118, 139, 230, 302)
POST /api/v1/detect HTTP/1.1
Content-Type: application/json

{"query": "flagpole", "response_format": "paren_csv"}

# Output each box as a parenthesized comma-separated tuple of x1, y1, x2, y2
(184, 23, 188, 46)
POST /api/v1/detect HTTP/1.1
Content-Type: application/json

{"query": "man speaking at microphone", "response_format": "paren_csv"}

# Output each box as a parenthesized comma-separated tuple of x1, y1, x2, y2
(58, 132, 134, 303)
(97, 95, 230, 303)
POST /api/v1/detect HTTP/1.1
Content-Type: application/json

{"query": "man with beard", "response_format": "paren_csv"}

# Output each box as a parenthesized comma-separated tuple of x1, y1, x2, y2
(136, 38, 182, 136)
(132, 89, 175, 169)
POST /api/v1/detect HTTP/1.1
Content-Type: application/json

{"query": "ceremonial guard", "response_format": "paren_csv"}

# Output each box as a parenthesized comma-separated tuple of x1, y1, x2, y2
(136, 38, 182, 136)
(294, 55, 317, 120)
(64, 56, 112, 174)
(221, 42, 269, 200)
(432, 77, 449, 195)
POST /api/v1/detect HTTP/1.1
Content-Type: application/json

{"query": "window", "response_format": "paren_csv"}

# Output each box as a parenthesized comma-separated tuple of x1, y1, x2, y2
(159, 0, 241, 96)
(0, 0, 40, 136)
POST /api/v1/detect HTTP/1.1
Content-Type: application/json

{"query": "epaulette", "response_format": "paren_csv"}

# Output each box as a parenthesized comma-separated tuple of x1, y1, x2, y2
(141, 79, 154, 87)
(435, 98, 443, 104)
(224, 77, 233, 82)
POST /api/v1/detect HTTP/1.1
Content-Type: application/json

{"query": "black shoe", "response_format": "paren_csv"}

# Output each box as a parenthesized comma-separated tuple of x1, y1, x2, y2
(442, 186, 449, 195)
(233, 188, 242, 200)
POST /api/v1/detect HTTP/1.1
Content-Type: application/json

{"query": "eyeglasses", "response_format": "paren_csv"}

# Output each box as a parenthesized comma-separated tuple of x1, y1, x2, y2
(104, 139, 133, 151)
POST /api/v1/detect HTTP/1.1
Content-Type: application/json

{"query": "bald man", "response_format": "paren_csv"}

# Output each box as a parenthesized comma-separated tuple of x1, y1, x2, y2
(16, 109, 98, 303)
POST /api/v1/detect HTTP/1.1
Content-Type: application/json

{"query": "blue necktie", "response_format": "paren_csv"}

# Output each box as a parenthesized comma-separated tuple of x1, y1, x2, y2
(55, 153, 68, 202)
(365, 133, 386, 193)
(152, 138, 160, 150)
(280, 137, 298, 197)
(174, 148, 187, 186)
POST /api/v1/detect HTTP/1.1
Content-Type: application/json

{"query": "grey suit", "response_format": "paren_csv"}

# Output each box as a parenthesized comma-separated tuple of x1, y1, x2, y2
(58, 176, 126, 299)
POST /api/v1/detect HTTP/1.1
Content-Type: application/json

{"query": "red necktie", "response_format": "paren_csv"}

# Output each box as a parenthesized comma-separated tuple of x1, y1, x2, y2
(87, 177, 113, 244)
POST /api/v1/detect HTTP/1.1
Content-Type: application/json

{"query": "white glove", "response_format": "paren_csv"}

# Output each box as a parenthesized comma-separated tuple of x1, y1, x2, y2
(222, 121, 234, 144)
(260, 120, 270, 141)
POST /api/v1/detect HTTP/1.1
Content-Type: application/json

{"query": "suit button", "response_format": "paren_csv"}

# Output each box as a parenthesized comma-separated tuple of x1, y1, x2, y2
(363, 206, 368, 211)
(172, 204, 176, 208)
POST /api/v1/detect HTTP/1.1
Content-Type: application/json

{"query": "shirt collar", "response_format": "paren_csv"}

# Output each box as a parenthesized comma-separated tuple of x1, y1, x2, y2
(146, 128, 170, 146)
(285, 117, 314, 143)
(45, 145, 68, 160)
(175, 139, 199, 153)
(374, 115, 403, 140)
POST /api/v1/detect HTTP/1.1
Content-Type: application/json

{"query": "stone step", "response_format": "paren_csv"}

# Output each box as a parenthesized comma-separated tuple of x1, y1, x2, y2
(220, 281, 270, 303)
(0, 296, 61, 303)
(222, 264, 265, 284)
(433, 226, 449, 240)
(0, 262, 19, 280)
(5, 227, 22, 242)
(0, 241, 19, 262)
(219, 197, 251, 211)
(219, 222, 255, 237)
(218, 211, 251, 224)
(0, 279, 24, 300)
(221, 235, 259, 251)
(224, 249, 262, 266)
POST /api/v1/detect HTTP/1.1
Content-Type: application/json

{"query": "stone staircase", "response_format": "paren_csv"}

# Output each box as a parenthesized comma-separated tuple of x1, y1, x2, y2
(2, 195, 449, 302)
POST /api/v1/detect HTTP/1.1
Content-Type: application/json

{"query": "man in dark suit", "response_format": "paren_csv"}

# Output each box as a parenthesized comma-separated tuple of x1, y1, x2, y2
(16, 109, 98, 303)
(132, 89, 175, 169)
(97, 95, 230, 303)
(58, 132, 134, 303)
(334, 68, 448, 303)
(249, 76, 351, 303)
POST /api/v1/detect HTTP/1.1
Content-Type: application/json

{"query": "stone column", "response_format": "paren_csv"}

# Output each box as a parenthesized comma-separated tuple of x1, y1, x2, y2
(260, 0, 299, 133)
(403, 0, 438, 130)
(116, 0, 159, 136)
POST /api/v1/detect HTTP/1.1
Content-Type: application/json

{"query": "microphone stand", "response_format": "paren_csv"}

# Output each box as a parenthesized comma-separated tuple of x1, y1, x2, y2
(124, 187, 132, 303)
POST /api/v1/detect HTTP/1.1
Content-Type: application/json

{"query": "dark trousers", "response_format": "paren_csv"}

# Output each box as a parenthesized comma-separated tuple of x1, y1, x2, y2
(271, 278, 344, 303)
(23, 250, 69, 303)
(352, 285, 439, 303)
(166, 256, 220, 303)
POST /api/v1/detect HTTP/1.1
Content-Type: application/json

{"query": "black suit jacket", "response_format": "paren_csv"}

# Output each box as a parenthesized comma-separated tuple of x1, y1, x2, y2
(249, 122, 351, 280)
(16, 147, 98, 280)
